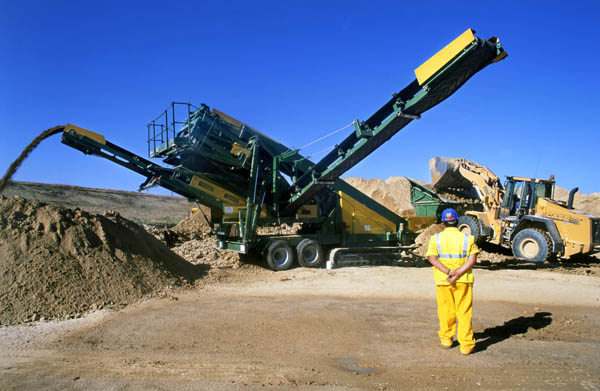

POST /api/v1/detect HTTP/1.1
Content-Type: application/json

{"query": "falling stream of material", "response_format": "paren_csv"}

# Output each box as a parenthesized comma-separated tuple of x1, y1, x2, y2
(0, 125, 64, 194)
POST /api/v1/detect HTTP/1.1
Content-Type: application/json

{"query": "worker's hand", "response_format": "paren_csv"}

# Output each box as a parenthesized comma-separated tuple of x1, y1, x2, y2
(447, 270, 459, 284)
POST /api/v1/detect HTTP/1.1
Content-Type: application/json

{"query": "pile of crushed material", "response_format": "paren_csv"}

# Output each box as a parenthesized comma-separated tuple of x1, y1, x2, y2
(343, 176, 415, 216)
(144, 211, 242, 268)
(0, 196, 203, 325)
(145, 211, 304, 269)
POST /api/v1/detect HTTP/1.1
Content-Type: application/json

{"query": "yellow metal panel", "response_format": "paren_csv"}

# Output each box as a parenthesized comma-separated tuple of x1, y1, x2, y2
(190, 176, 245, 206)
(512, 176, 554, 184)
(296, 205, 318, 218)
(190, 176, 268, 219)
(407, 216, 436, 232)
(213, 108, 280, 145)
(338, 191, 396, 234)
(536, 198, 592, 256)
(65, 123, 106, 145)
(414, 29, 476, 85)
(223, 205, 267, 218)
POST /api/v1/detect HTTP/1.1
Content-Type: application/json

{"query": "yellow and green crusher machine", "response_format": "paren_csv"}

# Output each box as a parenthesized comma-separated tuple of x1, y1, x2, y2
(61, 29, 506, 270)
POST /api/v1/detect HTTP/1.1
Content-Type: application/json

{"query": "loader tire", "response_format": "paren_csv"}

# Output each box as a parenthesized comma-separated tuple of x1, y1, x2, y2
(511, 228, 551, 263)
(266, 240, 295, 271)
(457, 215, 481, 243)
(296, 239, 324, 268)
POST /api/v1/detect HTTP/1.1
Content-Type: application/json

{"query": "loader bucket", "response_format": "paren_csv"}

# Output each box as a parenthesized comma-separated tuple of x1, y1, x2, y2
(430, 157, 472, 191)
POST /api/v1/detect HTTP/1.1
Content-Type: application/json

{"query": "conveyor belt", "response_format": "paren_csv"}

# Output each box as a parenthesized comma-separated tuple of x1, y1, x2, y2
(281, 34, 504, 216)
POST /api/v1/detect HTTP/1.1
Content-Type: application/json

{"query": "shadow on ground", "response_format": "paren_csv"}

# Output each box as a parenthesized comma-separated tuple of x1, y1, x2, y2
(474, 311, 552, 353)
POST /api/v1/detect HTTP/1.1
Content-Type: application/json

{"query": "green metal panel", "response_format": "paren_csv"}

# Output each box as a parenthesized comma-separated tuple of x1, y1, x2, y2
(408, 179, 447, 217)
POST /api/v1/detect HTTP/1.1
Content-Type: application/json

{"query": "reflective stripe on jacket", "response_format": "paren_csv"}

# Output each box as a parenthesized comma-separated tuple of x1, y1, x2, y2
(426, 227, 479, 285)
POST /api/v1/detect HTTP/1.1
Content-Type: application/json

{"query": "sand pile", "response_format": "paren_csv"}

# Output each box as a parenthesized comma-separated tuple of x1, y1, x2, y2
(343, 176, 415, 216)
(0, 196, 202, 325)
(554, 187, 600, 216)
(413, 223, 445, 256)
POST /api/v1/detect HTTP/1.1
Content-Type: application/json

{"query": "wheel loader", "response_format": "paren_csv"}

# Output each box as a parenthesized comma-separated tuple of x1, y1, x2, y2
(430, 157, 600, 262)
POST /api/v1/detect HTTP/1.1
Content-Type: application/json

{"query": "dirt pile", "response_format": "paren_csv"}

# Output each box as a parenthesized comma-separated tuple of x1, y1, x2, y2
(413, 223, 445, 256)
(144, 211, 242, 268)
(172, 239, 241, 268)
(0, 196, 203, 325)
(437, 191, 480, 204)
(343, 176, 415, 216)
(146, 210, 305, 268)
(554, 187, 600, 216)
(171, 207, 212, 240)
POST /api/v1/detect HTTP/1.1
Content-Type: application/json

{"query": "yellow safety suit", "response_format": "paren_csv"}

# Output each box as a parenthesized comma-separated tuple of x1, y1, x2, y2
(426, 227, 479, 353)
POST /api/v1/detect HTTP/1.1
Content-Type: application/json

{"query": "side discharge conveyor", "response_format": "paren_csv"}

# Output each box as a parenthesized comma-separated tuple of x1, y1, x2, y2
(60, 29, 507, 270)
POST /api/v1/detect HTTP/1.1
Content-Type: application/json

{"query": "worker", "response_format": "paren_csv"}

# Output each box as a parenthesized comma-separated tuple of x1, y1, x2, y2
(426, 208, 479, 355)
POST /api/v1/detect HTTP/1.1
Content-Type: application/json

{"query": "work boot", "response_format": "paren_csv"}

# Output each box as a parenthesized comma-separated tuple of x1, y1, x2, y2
(440, 339, 453, 349)
(460, 345, 474, 355)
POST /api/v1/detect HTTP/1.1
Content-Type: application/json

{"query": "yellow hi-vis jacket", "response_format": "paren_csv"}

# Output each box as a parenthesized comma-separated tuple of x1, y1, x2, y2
(426, 227, 479, 285)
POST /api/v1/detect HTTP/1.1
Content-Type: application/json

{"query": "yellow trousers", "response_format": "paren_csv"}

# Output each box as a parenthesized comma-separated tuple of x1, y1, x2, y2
(436, 283, 475, 352)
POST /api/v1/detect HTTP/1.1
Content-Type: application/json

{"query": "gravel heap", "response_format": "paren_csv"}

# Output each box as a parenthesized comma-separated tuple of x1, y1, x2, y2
(145, 211, 242, 268)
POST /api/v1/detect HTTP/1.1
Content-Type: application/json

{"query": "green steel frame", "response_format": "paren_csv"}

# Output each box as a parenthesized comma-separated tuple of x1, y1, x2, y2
(61, 31, 505, 263)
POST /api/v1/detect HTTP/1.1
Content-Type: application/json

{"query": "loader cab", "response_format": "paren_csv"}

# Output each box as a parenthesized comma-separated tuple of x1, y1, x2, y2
(499, 176, 554, 218)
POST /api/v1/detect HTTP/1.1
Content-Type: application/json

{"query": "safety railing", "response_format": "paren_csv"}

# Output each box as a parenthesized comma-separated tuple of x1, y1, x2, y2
(147, 102, 198, 158)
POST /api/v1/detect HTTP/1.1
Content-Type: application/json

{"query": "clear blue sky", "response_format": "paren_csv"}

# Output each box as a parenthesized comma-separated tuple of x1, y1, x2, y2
(2, 1, 599, 195)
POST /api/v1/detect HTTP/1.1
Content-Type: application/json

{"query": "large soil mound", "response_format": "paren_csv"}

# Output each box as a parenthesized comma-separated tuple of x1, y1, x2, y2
(343, 176, 415, 216)
(0, 196, 203, 325)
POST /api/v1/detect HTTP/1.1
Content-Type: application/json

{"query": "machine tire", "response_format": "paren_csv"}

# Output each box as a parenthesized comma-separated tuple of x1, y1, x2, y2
(457, 215, 481, 242)
(511, 228, 551, 263)
(296, 239, 325, 268)
(266, 240, 295, 271)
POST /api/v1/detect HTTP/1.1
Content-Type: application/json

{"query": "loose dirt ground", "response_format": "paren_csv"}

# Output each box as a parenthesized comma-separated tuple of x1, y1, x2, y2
(1, 265, 599, 390)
